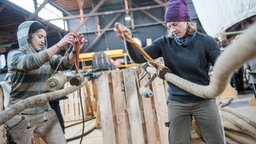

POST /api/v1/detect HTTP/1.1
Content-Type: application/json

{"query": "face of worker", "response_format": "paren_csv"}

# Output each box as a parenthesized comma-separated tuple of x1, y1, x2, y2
(167, 22, 188, 38)
(30, 29, 47, 52)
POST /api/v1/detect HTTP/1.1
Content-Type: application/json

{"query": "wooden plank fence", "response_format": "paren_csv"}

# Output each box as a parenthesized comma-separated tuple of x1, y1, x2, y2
(95, 68, 169, 144)
(59, 81, 96, 122)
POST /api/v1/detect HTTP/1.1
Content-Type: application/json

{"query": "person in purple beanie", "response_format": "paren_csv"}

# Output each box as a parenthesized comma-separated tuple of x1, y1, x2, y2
(114, 0, 226, 143)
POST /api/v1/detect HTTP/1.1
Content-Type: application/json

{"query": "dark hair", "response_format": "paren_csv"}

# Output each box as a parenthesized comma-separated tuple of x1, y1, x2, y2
(29, 22, 46, 34)
(27, 22, 46, 44)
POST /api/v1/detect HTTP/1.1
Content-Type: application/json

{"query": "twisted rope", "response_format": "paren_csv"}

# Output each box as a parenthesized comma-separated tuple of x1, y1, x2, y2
(0, 76, 91, 125)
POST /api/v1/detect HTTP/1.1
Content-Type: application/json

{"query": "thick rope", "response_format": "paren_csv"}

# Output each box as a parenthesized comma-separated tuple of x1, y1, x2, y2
(0, 76, 91, 126)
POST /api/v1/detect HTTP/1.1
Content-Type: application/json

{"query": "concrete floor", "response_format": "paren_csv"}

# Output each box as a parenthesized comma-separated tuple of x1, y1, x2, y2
(64, 90, 256, 144)
(65, 119, 102, 144)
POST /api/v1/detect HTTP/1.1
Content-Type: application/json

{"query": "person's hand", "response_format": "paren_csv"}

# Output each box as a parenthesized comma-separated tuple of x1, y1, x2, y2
(156, 66, 171, 79)
(78, 34, 87, 48)
(208, 71, 213, 82)
(246, 69, 251, 77)
(113, 22, 131, 40)
(73, 33, 87, 52)
(56, 32, 77, 48)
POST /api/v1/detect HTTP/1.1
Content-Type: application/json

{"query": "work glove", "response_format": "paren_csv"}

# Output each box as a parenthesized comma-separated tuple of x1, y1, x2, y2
(156, 66, 171, 79)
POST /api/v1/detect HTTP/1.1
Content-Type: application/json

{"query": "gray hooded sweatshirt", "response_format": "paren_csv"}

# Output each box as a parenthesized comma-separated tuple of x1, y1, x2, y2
(7, 21, 73, 114)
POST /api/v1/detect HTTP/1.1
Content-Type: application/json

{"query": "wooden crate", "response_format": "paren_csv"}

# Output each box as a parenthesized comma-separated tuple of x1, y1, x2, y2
(59, 81, 96, 122)
(59, 83, 83, 122)
(95, 68, 169, 144)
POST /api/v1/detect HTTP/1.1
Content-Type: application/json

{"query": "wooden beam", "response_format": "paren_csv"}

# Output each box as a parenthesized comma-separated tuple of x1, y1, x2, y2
(45, 4, 165, 22)
(27, 0, 49, 20)
(82, 22, 166, 34)
(153, 0, 165, 5)
(132, 2, 167, 28)
(222, 31, 244, 36)
(90, 0, 101, 35)
(48, 1, 72, 16)
(128, 0, 135, 29)
(74, 0, 106, 32)
(85, 13, 121, 52)
(77, 0, 84, 21)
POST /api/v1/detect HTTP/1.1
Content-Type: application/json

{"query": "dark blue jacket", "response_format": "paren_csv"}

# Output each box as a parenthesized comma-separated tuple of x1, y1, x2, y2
(127, 32, 220, 103)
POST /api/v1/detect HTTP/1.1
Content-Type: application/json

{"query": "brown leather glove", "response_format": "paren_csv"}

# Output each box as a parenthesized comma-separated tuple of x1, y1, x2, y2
(157, 66, 171, 79)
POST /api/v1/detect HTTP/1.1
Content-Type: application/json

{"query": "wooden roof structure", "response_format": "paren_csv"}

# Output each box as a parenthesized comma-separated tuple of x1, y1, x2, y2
(0, 0, 255, 53)
(0, 0, 167, 52)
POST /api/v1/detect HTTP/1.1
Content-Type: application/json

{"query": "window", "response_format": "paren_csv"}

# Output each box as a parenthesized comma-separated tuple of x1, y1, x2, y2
(8, 0, 67, 30)
(37, 0, 66, 30)
(9, 0, 35, 13)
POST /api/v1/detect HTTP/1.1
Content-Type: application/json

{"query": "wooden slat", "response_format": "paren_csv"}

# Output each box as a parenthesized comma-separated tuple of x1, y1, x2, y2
(85, 82, 94, 116)
(92, 80, 101, 128)
(60, 90, 70, 121)
(59, 83, 86, 122)
(73, 91, 79, 120)
(136, 69, 157, 144)
(97, 72, 116, 144)
(68, 89, 75, 121)
(123, 68, 145, 144)
(84, 63, 137, 69)
(79, 49, 125, 62)
(110, 70, 129, 144)
(151, 77, 169, 144)
(82, 86, 89, 116)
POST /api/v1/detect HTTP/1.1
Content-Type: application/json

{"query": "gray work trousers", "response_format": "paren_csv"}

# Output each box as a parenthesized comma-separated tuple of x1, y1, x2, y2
(5, 109, 66, 144)
(168, 99, 225, 144)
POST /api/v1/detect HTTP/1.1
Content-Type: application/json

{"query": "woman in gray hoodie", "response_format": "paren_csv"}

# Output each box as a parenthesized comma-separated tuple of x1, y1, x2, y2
(5, 21, 86, 144)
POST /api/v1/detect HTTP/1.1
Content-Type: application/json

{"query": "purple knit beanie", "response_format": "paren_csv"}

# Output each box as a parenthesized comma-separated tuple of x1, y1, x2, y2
(165, 0, 191, 23)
